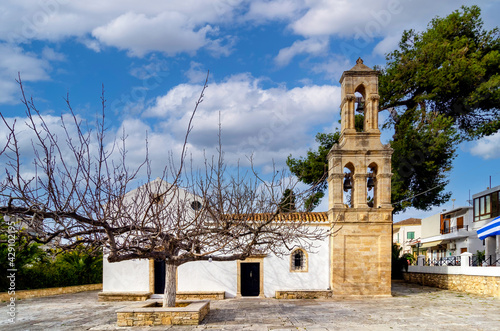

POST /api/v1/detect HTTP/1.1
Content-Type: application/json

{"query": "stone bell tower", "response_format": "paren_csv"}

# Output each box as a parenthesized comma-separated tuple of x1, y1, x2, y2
(328, 58, 393, 296)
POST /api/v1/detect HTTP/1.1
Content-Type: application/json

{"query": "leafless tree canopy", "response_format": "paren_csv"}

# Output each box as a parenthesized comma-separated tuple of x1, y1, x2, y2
(0, 74, 333, 306)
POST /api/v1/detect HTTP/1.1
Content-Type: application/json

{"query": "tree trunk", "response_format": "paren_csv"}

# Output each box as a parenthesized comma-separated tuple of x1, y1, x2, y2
(163, 262, 177, 307)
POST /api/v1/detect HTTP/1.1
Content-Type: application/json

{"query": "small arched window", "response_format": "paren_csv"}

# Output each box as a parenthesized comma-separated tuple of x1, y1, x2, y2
(290, 248, 308, 272)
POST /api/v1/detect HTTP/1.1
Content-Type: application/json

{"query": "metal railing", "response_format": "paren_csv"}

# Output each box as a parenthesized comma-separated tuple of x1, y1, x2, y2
(422, 256, 461, 266)
(440, 225, 469, 235)
(470, 255, 500, 267)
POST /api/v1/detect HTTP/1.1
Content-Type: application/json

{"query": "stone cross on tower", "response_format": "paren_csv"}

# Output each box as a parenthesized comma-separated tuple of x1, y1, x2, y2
(327, 59, 393, 297)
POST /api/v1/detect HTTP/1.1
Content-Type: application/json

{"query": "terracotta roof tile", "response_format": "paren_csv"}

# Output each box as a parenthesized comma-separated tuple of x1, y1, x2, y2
(393, 218, 421, 226)
(226, 212, 329, 223)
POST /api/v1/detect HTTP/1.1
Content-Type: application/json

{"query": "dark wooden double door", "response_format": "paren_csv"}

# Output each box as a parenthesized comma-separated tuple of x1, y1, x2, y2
(240, 262, 260, 296)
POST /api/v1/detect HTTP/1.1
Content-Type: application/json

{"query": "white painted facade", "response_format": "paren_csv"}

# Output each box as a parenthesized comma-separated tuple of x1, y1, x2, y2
(103, 258, 150, 292)
(102, 235, 330, 298)
(393, 224, 421, 256)
(419, 207, 484, 260)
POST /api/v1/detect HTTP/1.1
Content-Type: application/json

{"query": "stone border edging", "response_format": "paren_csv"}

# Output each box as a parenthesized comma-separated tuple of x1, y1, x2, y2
(117, 300, 210, 326)
(0, 283, 102, 301)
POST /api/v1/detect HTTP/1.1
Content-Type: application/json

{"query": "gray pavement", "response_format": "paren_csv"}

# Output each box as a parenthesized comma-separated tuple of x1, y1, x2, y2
(1, 282, 500, 330)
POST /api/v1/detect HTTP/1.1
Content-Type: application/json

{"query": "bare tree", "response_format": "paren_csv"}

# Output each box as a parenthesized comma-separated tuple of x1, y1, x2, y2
(0, 74, 332, 307)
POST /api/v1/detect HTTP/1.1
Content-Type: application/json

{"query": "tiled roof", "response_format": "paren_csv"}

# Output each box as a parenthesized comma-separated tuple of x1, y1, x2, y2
(393, 218, 421, 227)
(227, 212, 329, 223)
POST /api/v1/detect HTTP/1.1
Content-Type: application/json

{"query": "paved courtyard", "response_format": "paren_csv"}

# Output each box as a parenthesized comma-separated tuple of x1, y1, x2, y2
(1, 282, 500, 330)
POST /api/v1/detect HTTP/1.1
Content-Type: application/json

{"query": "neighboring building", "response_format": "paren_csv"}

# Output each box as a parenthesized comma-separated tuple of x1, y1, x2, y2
(102, 59, 393, 299)
(473, 185, 500, 264)
(393, 218, 421, 256)
(418, 206, 483, 261)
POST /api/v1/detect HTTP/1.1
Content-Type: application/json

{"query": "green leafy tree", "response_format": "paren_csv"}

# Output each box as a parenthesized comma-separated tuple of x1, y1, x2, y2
(288, 6, 498, 213)
(0, 216, 103, 291)
(392, 244, 411, 279)
(380, 5, 500, 139)
(279, 189, 297, 212)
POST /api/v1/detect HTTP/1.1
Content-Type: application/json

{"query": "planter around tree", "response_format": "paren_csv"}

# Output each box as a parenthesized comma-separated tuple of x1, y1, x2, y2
(116, 300, 210, 326)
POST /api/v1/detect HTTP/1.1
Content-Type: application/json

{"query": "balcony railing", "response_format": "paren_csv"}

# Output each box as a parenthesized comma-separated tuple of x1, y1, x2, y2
(440, 225, 468, 235)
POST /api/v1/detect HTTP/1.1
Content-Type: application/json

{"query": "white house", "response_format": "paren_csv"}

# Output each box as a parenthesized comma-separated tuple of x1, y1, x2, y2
(418, 206, 483, 263)
(393, 218, 421, 256)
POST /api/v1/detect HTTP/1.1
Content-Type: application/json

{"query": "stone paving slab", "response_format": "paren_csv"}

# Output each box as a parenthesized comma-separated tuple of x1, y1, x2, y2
(1, 282, 500, 330)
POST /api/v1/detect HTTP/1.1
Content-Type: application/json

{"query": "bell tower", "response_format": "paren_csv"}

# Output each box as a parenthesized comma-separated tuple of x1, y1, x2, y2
(328, 58, 393, 296)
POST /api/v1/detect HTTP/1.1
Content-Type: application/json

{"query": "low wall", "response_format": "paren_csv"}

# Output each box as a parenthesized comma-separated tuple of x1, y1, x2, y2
(275, 290, 333, 299)
(176, 291, 225, 300)
(116, 300, 210, 326)
(404, 272, 500, 297)
(98, 291, 226, 302)
(98, 291, 151, 302)
(0, 283, 102, 301)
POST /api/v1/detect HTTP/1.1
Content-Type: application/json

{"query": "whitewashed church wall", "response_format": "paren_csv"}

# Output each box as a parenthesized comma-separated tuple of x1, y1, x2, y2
(263, 236, 330, 297)
(103, 256, 150, 292)
(177, 261, 238, 297)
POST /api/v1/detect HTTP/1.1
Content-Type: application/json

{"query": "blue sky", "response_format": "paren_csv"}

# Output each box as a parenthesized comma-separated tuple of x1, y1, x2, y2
(0, 0, 499, 222)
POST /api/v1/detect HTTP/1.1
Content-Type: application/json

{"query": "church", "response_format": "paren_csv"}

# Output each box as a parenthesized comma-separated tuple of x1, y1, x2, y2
(100, 59, 393, 300)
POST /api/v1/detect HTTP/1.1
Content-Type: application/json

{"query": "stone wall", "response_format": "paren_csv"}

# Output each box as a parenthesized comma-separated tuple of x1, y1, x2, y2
(0, 283, 102, 301)
(98, 291, 226, 302)
(176, 291, 225, 300)
(404, 272, 500, 297)
(329, 219, 392, 296)
(98, 292, 151, 302)
(275, 290, 333, 299)
(116, 300, 210, 326)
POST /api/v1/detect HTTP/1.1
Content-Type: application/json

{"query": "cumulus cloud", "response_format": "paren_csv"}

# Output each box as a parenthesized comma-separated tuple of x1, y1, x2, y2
(245, 0, 305, 22)
(275, 38, 329, 67)
(142, 74, 340, 168)
(0, 44, 51, 103)
(289, 0, 466, 38)
(310, 55, 351, 81)
(0, 0, 243, 56)
(469, 132, 500, 160)
(92, 12, 212, 57)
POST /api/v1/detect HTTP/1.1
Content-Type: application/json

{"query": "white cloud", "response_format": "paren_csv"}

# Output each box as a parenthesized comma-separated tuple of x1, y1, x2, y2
(245, 0, 305, 22)
(372, 33, 402, 57)
(289, 0, 466, 38)
(0, 44, 51, 103)
(0, 0, 243, 56)
(129, 58, 169, 80)
(275, 37, 329, 67)
(92, 12, 212, 57)
(310, 55, 351, 81)
(41, 46, 65, 61)
(469, 132, 500, 160)
(142, 74, 340, 168)
(184, 62, 208, 84)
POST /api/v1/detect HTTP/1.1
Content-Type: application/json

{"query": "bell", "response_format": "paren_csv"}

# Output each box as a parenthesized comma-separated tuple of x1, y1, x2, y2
(343, 175, 352, 191)
(367, 176, 375, 190)
(356, 101, 364, 113)
(355, 96, 364, 113)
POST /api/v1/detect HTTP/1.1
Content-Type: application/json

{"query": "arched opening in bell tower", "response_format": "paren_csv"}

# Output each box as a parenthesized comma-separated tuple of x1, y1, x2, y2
(343, 163, 355, 208)
(367, 163, 378, 208)
(354, 85, 366, 132)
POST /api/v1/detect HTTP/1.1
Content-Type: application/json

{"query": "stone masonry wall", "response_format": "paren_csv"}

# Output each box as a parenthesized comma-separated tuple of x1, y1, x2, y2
(275, 290, 333, 299)
(404, 272, 500, 297)
(0, 283, 102, 301)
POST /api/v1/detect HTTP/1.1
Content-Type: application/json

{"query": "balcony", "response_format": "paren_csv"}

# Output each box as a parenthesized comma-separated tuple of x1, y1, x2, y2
(440, 225, 468, 235)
